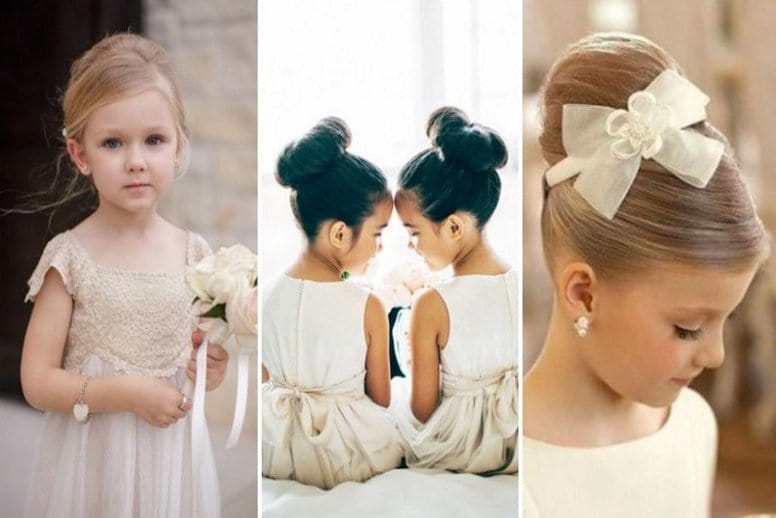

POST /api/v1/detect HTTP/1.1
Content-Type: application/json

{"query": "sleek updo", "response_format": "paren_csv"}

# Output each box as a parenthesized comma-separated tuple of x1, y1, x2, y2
(276, 117, 390, 240)
(540, 32, 768, 277)
(397, 106, 507, 227)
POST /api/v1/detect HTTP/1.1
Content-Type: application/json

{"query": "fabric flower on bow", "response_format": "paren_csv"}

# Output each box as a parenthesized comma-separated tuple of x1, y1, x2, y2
(544, 69, 725, 219)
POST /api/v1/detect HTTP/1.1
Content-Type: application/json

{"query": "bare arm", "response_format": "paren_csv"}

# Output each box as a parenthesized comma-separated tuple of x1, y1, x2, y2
(363, 294, 390, 407)
(262, 363, 269, 383)
(21, 269, 191, 427)
(409, 288, 447, 423)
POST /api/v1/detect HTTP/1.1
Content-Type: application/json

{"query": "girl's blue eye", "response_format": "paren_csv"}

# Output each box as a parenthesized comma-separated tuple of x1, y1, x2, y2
(674, 326, 703, 341)
(103, 138, 120, 149)
(146, 135, 163, 145)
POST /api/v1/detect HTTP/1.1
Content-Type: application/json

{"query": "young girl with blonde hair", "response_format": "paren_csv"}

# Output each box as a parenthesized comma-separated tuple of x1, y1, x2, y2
(523, 32, 769, 517)
(20, 33, 227, 517)
(390, 106, 518, 474)
(261, 117, 403, 489)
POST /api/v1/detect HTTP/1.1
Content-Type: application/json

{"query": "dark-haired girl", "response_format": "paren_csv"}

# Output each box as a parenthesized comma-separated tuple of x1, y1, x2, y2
(261, 117, 403, 488)
(390, 107, 518, 474)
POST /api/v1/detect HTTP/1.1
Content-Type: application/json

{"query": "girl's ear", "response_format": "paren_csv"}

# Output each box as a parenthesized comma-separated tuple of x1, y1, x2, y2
(444, 213, 465, 241)
(66, 138, 90, 176)
(329, 221, 353, 250)
(558, 261, 598, 319)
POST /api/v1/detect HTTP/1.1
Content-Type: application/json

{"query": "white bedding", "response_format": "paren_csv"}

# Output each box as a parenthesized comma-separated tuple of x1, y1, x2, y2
(262, 469, 518, 517)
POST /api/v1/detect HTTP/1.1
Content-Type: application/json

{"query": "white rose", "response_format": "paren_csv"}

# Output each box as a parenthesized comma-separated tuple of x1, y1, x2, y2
(191, 297, 217, 316)
(226, 281, 258, 353)
(207, 270, 238, 304)
(216, 245, 256, 279)
(198, 317, 232, 345)
(186, 254, 218, 302)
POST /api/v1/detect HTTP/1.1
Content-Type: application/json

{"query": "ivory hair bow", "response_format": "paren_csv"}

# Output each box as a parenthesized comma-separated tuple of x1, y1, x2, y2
(544, 69, 725, 219)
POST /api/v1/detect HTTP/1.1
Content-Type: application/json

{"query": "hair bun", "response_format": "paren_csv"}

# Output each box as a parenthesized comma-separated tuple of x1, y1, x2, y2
(276, 117, 352, 189)
(426, 106, 507, 173)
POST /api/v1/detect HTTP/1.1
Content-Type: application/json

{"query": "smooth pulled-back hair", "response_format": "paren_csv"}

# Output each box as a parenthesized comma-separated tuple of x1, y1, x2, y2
(540, 32, 768, 277)
(63, 33, 188, 153)
(16, 33, 189, 216)
(397, 106, 507, 228)
(276, 117, 389, 240)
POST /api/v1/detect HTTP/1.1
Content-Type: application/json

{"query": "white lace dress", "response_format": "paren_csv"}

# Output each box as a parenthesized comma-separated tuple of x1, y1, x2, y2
(390, 269, 519, 474)
(23, 230, 220, 518)
(262, 276, 404, 489)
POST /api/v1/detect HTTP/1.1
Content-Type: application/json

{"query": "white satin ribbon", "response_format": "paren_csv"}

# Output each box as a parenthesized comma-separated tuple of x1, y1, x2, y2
(545, 69, 725, 219)
(262, 372, 365, 450)
(184, 338, 253, 464)
(225, 351, 251, 448)
(413, 365, 518, 444)
(181, 338, 209, 471)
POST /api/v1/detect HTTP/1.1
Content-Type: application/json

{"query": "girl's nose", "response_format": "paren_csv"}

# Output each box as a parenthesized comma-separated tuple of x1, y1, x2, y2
(693, 328, 725, 370)
(126, 145, 147, 172)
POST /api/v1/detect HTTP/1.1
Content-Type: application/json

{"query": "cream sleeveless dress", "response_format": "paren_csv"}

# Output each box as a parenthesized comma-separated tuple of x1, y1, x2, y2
(523, 388, 717, 518)
(23, 230, 220, 518)
(391, 269, 519, 473)
(262, 276, 403, 489)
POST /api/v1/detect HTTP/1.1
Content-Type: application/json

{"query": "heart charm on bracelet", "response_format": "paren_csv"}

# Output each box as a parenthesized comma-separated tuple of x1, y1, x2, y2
(73, 403, 90, 423)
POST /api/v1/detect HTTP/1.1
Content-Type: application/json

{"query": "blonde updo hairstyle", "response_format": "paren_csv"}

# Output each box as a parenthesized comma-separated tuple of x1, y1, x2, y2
(540, 32, 768, 279)
(63, 32, 189, 163)
(2, 33, 188, 218)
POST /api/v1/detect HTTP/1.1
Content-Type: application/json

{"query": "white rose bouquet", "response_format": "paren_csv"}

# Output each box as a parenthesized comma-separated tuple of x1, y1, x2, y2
(187, 244, 258, 349)
(184, 244, 258, 460)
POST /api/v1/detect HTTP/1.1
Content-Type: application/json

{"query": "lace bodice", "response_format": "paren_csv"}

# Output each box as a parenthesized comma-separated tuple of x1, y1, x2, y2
(26, 230, 211, 377)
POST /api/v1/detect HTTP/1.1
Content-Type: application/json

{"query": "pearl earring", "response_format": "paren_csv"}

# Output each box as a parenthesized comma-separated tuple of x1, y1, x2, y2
(574, 316, 590, 337)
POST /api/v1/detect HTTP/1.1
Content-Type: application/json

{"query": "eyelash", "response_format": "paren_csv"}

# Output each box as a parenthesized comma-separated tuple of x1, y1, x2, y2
(101, 135, 165, 148)
(674, 326, 703, 341)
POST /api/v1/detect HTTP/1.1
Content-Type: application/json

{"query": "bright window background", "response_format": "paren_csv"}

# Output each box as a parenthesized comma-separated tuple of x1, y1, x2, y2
(259, 0, 520, 282)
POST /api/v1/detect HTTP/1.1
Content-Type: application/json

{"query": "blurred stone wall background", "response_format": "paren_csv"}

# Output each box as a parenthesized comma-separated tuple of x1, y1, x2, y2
(147, 0, 257, 431)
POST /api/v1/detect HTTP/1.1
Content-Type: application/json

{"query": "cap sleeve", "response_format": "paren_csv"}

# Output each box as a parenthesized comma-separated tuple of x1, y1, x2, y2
(25, 232, 75, 302)
(187, 231, 213, 265)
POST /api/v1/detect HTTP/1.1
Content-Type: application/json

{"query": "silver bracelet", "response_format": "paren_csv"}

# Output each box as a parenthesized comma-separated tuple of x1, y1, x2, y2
(73, 376, 92, 423)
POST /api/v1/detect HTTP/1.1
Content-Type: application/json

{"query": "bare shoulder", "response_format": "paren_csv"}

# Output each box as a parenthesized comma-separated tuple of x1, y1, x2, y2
(364, 293, 388, 325)
(158, 218, 189, 245)
(363, 293, 388, 346)
(412, 287, 447, 321)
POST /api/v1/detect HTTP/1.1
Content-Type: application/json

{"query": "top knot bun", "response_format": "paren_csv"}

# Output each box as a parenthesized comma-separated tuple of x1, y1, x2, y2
(276, 117, 352, 189)
(426, 106, 507, 173)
